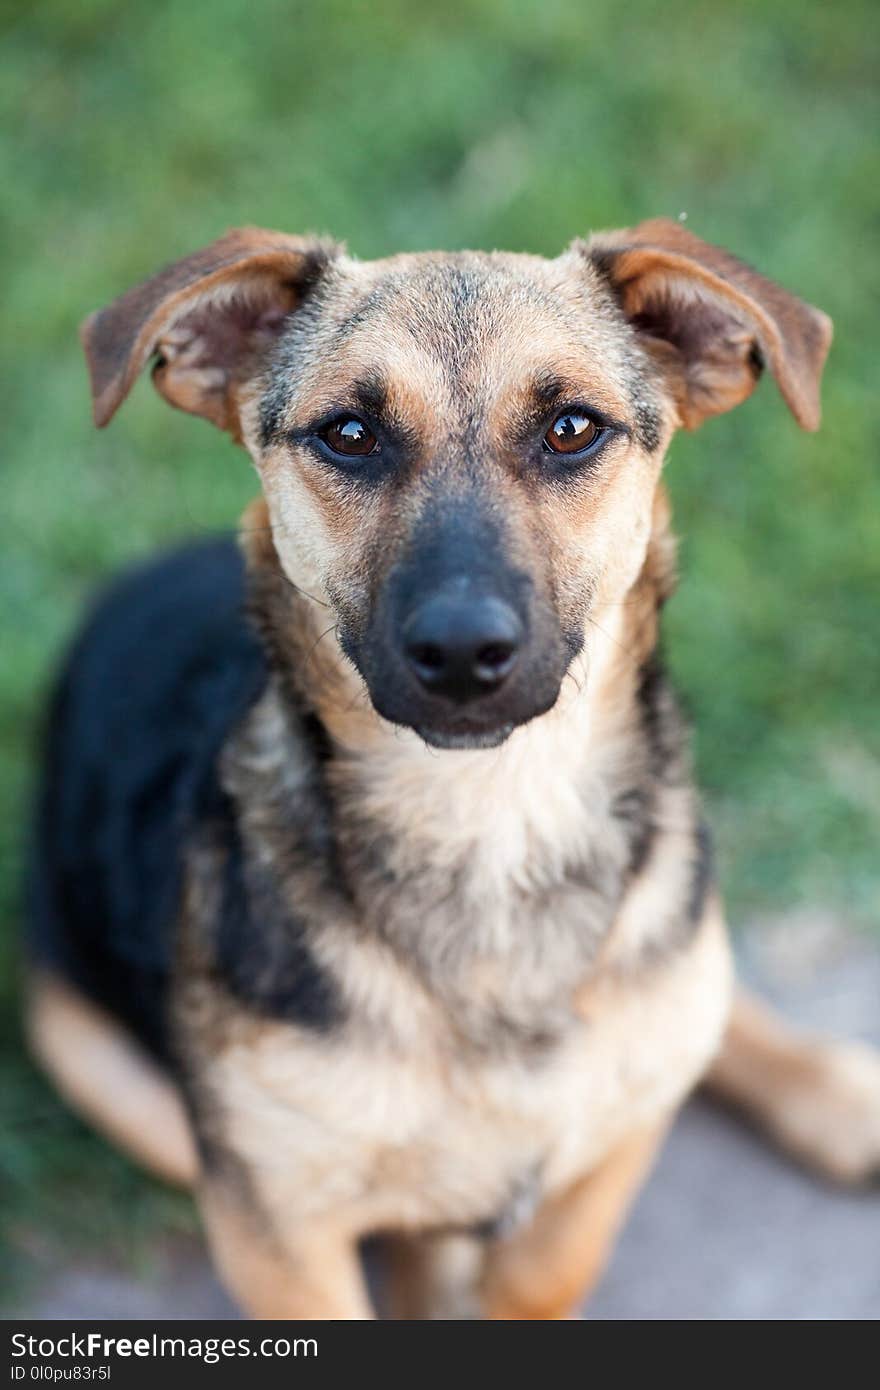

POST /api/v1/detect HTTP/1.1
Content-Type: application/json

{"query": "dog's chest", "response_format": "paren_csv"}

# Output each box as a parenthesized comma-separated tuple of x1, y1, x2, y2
(208, 912, 731, 1234)
(206, 680, 730, 1232)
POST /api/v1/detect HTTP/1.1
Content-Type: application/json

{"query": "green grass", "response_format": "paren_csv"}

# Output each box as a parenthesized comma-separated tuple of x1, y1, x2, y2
(1, 0, 878, 1306)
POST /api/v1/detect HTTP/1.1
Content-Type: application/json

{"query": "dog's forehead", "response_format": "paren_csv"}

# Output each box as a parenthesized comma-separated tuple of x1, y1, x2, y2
(322, 249, 611, 354)
(282, 247, 641, 418)
(333, 249, 580, 326)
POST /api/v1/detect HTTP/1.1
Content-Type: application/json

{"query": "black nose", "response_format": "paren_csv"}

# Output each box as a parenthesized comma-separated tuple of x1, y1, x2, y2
(403, 594, 523, 703)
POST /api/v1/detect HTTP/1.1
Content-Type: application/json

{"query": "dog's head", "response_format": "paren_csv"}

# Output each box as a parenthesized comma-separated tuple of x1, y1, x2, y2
(82, 220, 830, 749)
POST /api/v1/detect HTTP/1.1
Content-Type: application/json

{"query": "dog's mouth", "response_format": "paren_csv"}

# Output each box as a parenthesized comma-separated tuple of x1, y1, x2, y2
(413, 721, 516, 751)
(376, 678, 565, 751)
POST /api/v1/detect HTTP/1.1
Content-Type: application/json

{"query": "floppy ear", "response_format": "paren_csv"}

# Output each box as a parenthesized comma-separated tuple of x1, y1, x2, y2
(80, 227, 338, 431)
(584, 218, 832, 430)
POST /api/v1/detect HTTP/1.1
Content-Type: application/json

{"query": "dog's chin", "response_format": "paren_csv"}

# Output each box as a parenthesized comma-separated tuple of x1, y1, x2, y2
(414, 723, 515, 751)
(361, 665, 568, 753)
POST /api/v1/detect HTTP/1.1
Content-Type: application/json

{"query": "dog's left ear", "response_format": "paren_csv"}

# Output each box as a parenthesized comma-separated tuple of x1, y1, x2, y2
(583, 219, 832, 430)
(80, 227, 339, 432)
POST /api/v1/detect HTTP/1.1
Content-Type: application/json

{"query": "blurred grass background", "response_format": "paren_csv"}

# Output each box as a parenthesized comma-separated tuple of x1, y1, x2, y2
(1, 0, 877, 1307)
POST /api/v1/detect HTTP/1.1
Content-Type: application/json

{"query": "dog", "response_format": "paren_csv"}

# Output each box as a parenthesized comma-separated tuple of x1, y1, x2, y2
(25, 219, 880, 1319)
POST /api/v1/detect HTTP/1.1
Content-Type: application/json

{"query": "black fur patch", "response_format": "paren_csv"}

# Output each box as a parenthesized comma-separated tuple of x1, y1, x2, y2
(635, 650, 681, 781)
(257, 255, 339, 448)
(630, 651, 716, 954)
(26, 537, 269, 1062)
(634, 400, 663, 452)
(347, 372, 388, 423)
(613, 785, 656, 879)
(259, 372, 291, 448)
(687, 820, 714, 924)
(207, 791, 342, 1031)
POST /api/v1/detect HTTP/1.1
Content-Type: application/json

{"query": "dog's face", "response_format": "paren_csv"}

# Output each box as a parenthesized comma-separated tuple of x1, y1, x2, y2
(252, 250, 675, 748)
(82, 222, 830, 749)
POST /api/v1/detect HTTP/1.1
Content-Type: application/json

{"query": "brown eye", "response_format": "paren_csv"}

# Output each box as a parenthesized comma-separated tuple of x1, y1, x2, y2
(319, 415, 378, 458)
(544, 411, 600, 455)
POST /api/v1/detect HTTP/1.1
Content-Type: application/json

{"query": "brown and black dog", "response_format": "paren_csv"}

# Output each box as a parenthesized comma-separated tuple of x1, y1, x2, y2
(26, 220, 880, 1318)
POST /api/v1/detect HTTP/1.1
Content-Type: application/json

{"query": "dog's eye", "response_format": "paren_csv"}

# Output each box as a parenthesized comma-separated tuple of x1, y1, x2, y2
(319, 415, 379, 458)
(544, 411, 601, 455)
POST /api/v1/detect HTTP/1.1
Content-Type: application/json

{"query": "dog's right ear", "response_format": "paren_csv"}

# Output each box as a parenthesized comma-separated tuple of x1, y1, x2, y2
(80, 228, 339, 432)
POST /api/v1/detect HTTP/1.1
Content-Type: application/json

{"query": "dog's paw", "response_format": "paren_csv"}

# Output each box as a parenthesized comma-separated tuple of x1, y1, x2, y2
(765, 1038, 880, 1186)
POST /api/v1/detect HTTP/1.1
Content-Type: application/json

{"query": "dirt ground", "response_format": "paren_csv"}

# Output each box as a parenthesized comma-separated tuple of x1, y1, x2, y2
(18, 916, 880, 1320)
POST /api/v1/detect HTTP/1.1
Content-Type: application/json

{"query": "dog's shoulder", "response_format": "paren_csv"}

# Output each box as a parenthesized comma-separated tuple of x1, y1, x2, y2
(178, 675, 347, 1038)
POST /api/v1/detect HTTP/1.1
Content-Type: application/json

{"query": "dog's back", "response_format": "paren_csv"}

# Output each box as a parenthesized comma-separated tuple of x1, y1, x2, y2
(26, 535, 266, 1060)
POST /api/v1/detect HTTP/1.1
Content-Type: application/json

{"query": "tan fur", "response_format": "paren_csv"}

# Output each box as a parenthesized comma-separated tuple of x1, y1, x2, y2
(707, 987, 880, 1184)
(172, 900, 731, 1248)
(28, 968, 880, 1255)
(26, 971, 197, 1186)
(200, 1182, 372, 1319)
(481, 1122, 668, 1319)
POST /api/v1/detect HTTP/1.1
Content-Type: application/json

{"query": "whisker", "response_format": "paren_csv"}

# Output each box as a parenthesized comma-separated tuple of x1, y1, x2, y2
(342, 681, 372, 716)
(584, 612, 643, 668)
(302, 622, 339, 677)
(276, 569, 332, 610)
(563, 666, 585, 697)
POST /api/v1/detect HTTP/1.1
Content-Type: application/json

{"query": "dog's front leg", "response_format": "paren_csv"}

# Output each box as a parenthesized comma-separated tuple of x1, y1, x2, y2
(384, 1231, 485, 1319)
(479, 1122, 668, 1320)
(199, 1180, 373, 1320)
